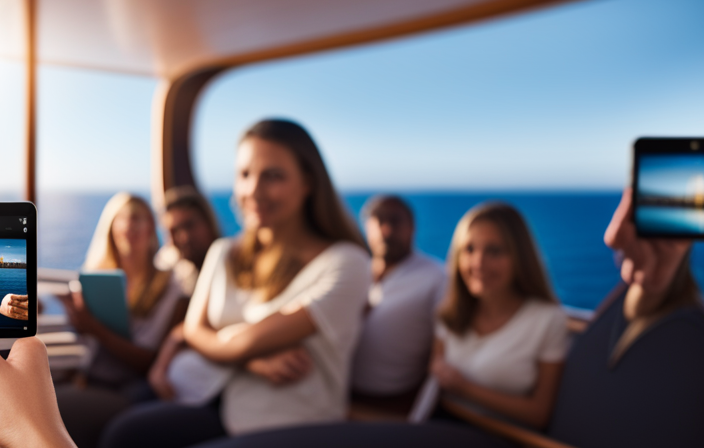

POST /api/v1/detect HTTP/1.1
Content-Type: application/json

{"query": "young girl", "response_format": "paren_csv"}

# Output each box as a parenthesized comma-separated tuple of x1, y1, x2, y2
(432, 202, 569, 429)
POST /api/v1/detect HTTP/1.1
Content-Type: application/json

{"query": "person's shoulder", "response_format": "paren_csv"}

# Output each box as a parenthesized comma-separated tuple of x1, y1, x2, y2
(405, 251, 446, 279)
(325, 241, 370, 262)
(523, 299, 567, 323)
(207, 237, 236, 258)
(212, 237, 236, 250)
(314, 241, 370, 277)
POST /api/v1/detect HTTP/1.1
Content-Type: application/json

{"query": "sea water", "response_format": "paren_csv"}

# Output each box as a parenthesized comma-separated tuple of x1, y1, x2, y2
(32, 190, 704, 311)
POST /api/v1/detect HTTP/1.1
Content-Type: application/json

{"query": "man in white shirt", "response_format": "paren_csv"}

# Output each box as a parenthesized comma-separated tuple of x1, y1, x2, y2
(352, 195, 446, 400)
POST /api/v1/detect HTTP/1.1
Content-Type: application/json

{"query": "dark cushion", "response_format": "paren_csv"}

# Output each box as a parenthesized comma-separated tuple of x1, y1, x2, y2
(548, 289, 704, 448)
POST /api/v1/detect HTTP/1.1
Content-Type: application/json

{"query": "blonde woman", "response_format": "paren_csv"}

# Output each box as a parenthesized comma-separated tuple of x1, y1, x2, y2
(431, 202, 569, 429)
(101, 119, 370, 448)
(57, 193, 187, 448)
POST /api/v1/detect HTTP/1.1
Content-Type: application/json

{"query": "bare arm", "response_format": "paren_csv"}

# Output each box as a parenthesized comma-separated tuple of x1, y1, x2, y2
(149, 322, 185, 399)
(59, 292, 155, 374)
(184, 306, 317, 364)
(431, 339, 564, 429)
(182, 239, 368, 366)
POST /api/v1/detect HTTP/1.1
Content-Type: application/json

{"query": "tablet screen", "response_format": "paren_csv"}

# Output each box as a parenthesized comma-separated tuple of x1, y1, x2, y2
(0, 204, 37, 336)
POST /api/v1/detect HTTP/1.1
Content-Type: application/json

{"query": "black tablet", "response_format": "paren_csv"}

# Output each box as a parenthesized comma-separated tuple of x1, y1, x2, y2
(633, 137, 704, 238)
(0, 202, 37, 337)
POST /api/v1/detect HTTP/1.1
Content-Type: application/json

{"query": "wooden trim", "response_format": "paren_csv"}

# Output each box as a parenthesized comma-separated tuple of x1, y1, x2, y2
(153, 0, 577, 203)
(441, 398, 576, 448)
(169, 0, 577, 80)
(24, 0, 37, 204)
(0, 55, 154, 78)
(150, 68, 225, 209)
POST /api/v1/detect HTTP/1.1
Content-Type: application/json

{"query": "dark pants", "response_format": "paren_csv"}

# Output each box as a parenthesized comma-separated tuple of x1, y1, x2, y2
(186, 421, 516, 448)
(99, 400, 227, 448)
(56, 379, 158, 448)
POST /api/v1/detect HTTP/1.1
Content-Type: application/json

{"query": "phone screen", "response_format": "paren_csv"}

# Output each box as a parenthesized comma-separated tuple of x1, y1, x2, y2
(634, 138, 704, 238)
(0, 204, 37, 336)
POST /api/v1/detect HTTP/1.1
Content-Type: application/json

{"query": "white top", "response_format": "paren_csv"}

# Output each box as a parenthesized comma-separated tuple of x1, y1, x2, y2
(87, 272, 184, 386)
(155, 245, 199, 297)
(437, 300, 569, 398)
(181, 238, 370, 435)
(351, 252, 446, 395)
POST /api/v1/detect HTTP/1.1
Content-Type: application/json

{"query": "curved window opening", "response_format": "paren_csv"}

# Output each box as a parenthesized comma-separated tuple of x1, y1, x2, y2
(193, 0, 704, 310)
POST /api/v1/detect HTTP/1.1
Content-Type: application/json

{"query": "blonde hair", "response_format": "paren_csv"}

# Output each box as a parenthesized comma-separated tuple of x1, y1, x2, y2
(84, 192, 167, 316)
(438, 202, 557, 335)
(231, 119, 366, 301)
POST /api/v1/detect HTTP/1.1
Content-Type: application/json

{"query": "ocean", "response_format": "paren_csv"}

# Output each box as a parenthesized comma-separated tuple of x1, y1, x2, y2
(26, 190, 704, 311)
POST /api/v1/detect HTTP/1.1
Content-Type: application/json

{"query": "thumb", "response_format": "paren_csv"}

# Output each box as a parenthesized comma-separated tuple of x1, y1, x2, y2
(6, 337, 49, 374)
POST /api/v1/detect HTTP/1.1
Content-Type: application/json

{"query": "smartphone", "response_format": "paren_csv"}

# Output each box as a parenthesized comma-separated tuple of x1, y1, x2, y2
(0, 202, 37, 337)
(633, 137, 704, 238)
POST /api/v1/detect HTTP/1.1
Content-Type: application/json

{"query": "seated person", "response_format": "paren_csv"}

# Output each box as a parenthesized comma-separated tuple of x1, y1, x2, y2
(431, 202, 569, 429)
(56, 193, 187, 448)
(547, 188, 704, 447)
(351, 195, 446, 404)
(6, 190, 698, 448)
(155, 186, 220, 297)
(100, 119, 371, 448)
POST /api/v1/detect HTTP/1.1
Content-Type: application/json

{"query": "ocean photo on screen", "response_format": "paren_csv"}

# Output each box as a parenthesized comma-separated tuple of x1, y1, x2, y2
(0, 239, 28, 327)
(636, 154, 704, 235)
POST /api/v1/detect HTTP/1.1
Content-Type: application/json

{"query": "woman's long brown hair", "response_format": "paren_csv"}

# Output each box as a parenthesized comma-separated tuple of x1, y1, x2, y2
(231, 119, 366, 301)
(438, 202, 557, 335)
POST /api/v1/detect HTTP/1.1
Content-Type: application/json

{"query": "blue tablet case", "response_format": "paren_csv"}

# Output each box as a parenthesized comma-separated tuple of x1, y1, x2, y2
(79, 270, 131, 340)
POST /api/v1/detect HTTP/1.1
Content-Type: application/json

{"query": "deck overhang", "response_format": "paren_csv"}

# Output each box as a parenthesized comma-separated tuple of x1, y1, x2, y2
(0, 0, 578, 204)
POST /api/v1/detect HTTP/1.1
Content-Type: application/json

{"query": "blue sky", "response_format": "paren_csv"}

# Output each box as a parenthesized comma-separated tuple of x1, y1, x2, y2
(1, 0, 703, 194)
(0, 239, 26, 263)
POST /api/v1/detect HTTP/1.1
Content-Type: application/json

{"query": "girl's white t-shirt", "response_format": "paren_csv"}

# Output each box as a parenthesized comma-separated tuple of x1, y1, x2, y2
(170, 238, 370, 435)
(437, 299, 570, 397)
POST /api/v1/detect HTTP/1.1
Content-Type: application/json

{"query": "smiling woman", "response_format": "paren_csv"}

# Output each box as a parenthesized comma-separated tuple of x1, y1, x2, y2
(432, 202, 568, 429)
(100, 119, 371, 448)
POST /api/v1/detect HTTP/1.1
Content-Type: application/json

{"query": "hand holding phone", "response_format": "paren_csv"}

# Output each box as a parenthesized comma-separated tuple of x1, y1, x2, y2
(0, 337, 76, 448)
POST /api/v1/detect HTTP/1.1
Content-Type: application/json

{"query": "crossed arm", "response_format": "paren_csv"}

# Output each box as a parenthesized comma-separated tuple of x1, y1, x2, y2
(182, 281, 318, 364)
(430, 339, 564, 429)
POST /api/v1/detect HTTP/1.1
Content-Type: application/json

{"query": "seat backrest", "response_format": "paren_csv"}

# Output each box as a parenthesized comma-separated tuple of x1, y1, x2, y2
(548, 289, 704, 448)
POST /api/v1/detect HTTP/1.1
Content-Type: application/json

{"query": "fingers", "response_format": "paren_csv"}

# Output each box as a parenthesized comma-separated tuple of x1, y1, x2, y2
(71, 291, 86, 310)
(604, 188, 633, 249)
(9, 297, 28, 310)
(5, 338, 49, 375)
(150, 374, 174, 401)
(0, 296, 29, 320)
(8, 307, 28, 320)
(286, 348, 312, 375)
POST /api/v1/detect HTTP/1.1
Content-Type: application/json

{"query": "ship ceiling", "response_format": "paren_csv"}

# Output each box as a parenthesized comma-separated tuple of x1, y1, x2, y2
(0, 0, 569, 79)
